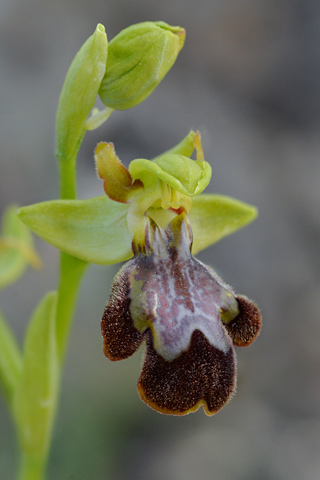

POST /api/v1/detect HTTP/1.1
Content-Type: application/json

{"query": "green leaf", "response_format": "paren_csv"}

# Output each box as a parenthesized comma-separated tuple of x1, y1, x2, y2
(18, 197, 132, 265)
(13, 292, 59, 462)
(56, 23, 108, 162)
(0, 205, 41, 290)
(0, 310, 22, 410)
(190, 194, 258, 254)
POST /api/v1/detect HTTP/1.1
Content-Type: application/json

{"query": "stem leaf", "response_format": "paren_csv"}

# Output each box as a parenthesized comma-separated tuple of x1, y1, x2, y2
(0, 310, 23, 409)
(0, 205, 41, 290)
(13, 292, 59, 462)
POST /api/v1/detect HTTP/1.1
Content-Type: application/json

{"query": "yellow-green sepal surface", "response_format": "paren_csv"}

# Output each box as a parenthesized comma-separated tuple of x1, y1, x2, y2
(19, 193, 257, 265)
(190, 194, 258, 254)
(19, 197, 132, 265)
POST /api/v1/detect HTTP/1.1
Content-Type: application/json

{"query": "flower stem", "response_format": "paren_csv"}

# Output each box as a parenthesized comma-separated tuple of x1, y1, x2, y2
(18, 453, 46, 480)
(56, 142, 88, 364)
(55, 252, 87, 363)
(58, 154, 78, 200)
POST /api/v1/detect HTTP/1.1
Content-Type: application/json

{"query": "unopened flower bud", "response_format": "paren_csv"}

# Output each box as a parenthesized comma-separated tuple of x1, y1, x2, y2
(99, 21, 185, 110)
(56, 24, 108, 162)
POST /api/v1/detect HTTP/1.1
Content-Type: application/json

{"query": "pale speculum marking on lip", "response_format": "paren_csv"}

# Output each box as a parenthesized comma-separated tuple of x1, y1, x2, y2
(130, 227, 236, 362)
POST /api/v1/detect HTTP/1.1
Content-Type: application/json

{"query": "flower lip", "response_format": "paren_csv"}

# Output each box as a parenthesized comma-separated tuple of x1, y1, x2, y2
(101, 213, 262, 415)
(137, 328, 237, 416)
(129, 214, 238, 362)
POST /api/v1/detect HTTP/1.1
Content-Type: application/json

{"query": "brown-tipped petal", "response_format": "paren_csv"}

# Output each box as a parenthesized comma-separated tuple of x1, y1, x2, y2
(95, 142, 143, 203)
(225, 295, 262, 347)
(101, 263, 144, 361)
(137, 329, 237, 416)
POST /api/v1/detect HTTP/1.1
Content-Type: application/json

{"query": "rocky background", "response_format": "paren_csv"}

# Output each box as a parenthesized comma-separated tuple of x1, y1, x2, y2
(1, 0, 320, 479)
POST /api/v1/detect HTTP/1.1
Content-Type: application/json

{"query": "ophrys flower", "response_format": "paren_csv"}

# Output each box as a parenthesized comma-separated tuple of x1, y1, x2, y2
(102, 213, 261, 415)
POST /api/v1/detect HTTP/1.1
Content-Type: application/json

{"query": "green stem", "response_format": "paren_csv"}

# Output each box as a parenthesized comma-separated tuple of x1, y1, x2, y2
(18, 453, 46, 480)
(55, 252, 87, 363)
(58, 155, 77, 200)
(56, 140, 88, 364)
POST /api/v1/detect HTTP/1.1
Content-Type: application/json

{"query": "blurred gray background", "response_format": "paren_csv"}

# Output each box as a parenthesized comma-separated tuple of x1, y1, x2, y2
(1, 0, 320, 479)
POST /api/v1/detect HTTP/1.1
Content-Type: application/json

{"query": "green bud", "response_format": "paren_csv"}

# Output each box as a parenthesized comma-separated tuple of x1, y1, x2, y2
(99, 21, 185, 110)
(56, 24, 108, 162)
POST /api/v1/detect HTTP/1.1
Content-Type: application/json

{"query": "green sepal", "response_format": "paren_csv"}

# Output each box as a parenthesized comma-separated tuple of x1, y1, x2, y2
(152, 130, 197, 161)
(13, 292, 59, 462)
(190, 194, 258, 254)
(99, 21, 185, 110)
(18, 194, 257, 264)
(0, 205, 41, 290)
(0, 310, 23, 410)
(18, 197, 132, 265)
(56, 24, 108, 162)
(129, 154, 212, 195)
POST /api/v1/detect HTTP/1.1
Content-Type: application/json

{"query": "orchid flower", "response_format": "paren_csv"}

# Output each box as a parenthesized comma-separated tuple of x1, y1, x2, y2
(19, 130, 261, 415)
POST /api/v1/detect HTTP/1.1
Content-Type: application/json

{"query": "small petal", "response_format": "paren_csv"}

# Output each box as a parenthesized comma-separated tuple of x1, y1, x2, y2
(137, 329, 237, 415)
(224, 295, 262, 347)
(95, 142, 143, 203)
(101, 261, 143, 361)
